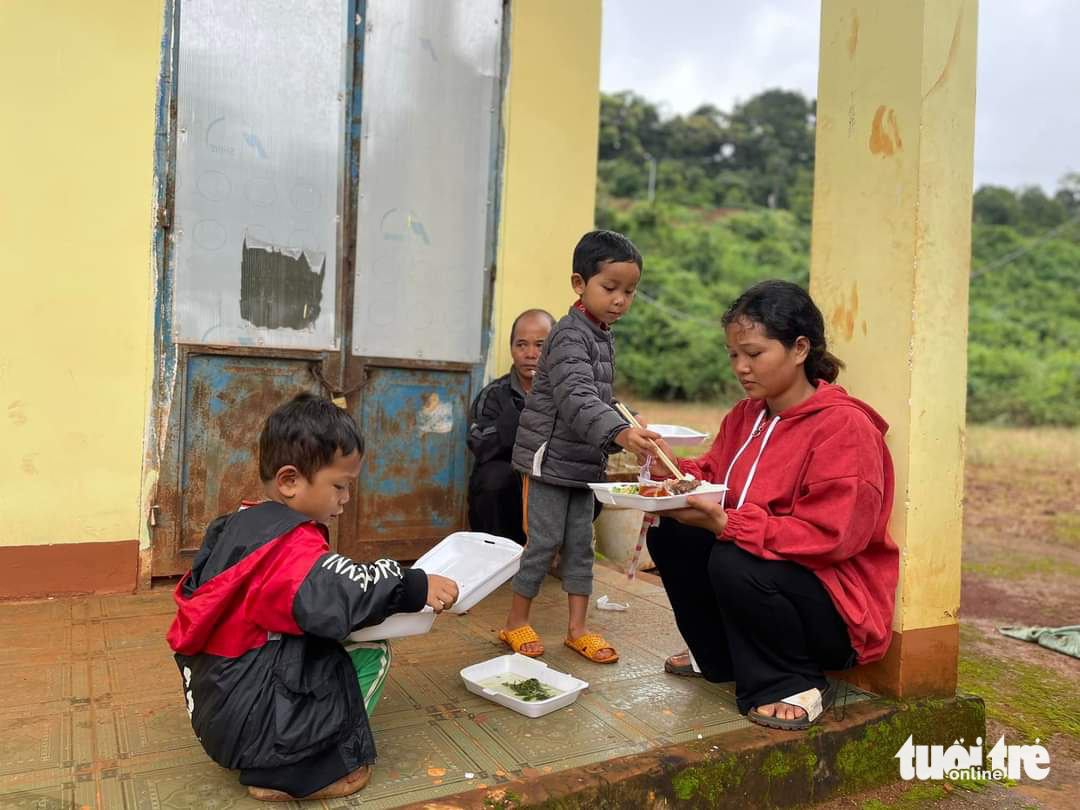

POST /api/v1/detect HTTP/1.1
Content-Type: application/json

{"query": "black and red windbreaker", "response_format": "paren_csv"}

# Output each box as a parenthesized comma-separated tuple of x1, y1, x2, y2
(166, 501, 427, 797)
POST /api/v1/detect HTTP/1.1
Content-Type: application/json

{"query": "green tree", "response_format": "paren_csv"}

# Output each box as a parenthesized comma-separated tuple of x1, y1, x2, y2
(723, 89, 816, 208)
(598, 91, 663, 162)
(1016, 186, 1067, 233)
(596, 89, 1080, 425)
(972, 185, 1020, 226)
(1054, 172, 1080, 214)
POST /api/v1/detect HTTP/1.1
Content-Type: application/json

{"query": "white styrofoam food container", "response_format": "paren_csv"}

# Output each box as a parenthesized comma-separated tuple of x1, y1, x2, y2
(460, 654, 589, 718)
(414, 532, 523, 614)
(347, 532, 522, 642)
(346, 606, 436, 642)
(649, 423, 710, 445)
(588, 481, 728, 512)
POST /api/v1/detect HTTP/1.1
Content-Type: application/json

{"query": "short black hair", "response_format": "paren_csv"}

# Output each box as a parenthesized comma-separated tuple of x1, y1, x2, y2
(572, 230, 643, 283)
(509, 308, 555, 346)
(722, 280, 845, 384)
(258, 392, 365, 482)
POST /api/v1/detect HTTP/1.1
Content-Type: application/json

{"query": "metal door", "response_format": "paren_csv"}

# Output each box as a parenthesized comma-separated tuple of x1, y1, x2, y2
(151, 0, 504, 575)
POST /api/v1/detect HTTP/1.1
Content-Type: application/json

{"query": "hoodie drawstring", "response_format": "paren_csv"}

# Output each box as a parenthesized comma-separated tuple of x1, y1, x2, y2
(721, 410, 782, 509)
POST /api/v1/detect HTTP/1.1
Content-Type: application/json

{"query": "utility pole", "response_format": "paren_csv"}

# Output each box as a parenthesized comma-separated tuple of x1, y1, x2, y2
(643, 152, 657, 204)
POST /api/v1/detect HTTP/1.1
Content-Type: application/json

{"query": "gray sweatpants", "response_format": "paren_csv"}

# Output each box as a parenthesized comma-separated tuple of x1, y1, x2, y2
(512, 477, 595, 598)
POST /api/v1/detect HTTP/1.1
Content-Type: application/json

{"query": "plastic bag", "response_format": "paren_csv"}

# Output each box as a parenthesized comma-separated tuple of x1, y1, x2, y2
(596, 595, 629, 611)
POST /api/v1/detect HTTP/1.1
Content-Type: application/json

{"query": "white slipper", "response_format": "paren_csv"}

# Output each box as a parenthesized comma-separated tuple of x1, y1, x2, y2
(748, 682, 835, 730)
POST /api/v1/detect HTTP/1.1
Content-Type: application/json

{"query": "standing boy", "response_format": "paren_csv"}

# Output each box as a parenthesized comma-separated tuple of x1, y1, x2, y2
(167, 393, 459, 802)
(500, 230, 659, 663)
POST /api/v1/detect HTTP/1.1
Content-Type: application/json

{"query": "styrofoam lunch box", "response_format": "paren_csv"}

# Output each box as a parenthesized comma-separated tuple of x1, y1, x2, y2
(588, 481, 728, 512)
(461, 654, 589, 718)
(348, 532, 523, 642)
(649, 423, 710, 445)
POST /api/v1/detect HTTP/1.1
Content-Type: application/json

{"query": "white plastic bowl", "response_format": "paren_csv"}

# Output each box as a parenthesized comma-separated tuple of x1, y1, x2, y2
(649, 424, 709, 445)
(461, 654, 588, 717)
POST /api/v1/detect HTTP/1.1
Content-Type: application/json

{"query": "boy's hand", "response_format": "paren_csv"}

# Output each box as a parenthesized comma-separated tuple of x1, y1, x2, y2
(614, 426, 662, 458)
(426, 574, 459, 613)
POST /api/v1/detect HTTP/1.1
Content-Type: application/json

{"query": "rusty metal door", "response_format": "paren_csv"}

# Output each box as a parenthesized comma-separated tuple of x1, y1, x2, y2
(151, 0, 504, 576)
(342, 367, 470, 562)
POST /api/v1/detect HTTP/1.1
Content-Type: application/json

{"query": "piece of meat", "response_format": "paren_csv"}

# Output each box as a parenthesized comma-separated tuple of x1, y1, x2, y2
(665, 479, 701, 495)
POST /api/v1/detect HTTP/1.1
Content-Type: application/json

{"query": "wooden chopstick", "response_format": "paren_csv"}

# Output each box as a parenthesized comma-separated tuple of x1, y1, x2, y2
(614, 402, 690, 481)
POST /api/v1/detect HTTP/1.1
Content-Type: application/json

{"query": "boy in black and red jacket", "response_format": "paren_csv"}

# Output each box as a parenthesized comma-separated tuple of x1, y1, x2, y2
(166, 393, 459, 802)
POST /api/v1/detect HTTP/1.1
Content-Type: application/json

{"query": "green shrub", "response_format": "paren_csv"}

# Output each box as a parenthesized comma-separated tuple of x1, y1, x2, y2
(604, 203, 1080, 426)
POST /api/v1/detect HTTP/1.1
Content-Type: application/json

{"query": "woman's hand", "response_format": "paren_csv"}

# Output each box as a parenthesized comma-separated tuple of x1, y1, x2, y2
(657, 494, 729, 537)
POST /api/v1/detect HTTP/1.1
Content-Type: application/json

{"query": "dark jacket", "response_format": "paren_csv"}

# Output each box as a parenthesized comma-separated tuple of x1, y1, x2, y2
(467, 371, 527, 466)
(166, 501, 427, 797)
(511, 306, 627, 487)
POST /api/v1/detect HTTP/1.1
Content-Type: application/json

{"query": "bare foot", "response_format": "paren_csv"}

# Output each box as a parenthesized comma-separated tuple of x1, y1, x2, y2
(752, 702, 807, 722)
(667, 651, 692, 668)
(248, 765, 372, 802)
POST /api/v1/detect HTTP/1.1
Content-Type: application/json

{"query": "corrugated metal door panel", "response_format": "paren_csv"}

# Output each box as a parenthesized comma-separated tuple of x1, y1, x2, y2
(177, 355, 320, 555)
(344, 367, 469, 561)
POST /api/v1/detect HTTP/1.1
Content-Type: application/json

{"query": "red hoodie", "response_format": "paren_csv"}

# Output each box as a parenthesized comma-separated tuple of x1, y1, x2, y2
(678, 382, 898, 664)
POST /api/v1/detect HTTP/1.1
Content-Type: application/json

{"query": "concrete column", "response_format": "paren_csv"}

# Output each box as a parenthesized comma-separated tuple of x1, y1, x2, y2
(810, 0, 978, 696)
(490, 0, 602, 377)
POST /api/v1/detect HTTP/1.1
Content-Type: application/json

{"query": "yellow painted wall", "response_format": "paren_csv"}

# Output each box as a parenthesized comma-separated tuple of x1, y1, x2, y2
(491, 0, 602, 376)
(0, 0, 602, 552)
(810, 0, 978, 632)
(0, 1, 163, 546)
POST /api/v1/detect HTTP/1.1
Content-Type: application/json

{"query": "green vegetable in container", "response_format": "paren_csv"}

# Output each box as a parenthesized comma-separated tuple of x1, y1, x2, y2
(503, 677, 555, 701)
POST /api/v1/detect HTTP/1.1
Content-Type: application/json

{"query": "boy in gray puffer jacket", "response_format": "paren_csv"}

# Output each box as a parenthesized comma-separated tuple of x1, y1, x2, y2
(499, 231, 660, 664)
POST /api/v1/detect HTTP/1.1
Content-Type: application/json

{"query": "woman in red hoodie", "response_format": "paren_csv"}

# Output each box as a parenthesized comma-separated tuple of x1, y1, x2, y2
(645, 280, 898, 730)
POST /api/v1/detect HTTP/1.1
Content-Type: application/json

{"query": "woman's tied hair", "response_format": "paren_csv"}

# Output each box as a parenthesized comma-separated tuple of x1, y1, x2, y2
(721, 280, 844, 384)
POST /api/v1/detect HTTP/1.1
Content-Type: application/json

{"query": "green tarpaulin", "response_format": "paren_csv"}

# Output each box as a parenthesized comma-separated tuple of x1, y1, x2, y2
(998, 625, 1080, 660)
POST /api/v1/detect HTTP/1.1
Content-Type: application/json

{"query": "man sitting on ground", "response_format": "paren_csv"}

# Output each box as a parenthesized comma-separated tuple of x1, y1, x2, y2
(467, 309, 554, 543)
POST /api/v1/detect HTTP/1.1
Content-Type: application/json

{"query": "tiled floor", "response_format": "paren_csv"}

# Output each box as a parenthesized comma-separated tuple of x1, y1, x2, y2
(0, 565, 751, 809)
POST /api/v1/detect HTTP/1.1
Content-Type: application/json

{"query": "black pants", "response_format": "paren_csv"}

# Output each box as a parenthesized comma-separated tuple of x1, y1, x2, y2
(646, 518, 855, 714)
(468, 461, 527, 545)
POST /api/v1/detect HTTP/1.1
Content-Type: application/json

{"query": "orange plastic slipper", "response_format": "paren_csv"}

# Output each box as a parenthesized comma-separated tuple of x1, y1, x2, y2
(499, 625, 544, 657)
(564, 633, 619, 664)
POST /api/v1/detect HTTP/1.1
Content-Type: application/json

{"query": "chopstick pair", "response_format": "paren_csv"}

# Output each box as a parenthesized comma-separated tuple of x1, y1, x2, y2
(614, 402, 691, 481)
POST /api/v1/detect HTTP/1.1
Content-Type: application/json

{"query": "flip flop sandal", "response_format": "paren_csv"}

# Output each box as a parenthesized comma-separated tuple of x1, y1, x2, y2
(748, 682, 836, 731)
(664, 651, 703, 678)
(565, 633, 619, 664)
(498, 625, 544, 657)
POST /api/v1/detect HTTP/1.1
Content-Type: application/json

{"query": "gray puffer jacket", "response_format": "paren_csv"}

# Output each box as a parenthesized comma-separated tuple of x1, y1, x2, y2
(511, 306, 628, 487)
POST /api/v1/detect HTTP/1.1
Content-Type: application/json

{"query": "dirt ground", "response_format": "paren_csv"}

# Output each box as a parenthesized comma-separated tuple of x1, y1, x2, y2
(625, 400, 1080, 810)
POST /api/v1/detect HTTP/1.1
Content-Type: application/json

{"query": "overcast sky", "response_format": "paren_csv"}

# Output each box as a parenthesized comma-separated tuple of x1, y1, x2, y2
(601, 0, 1078, 194)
